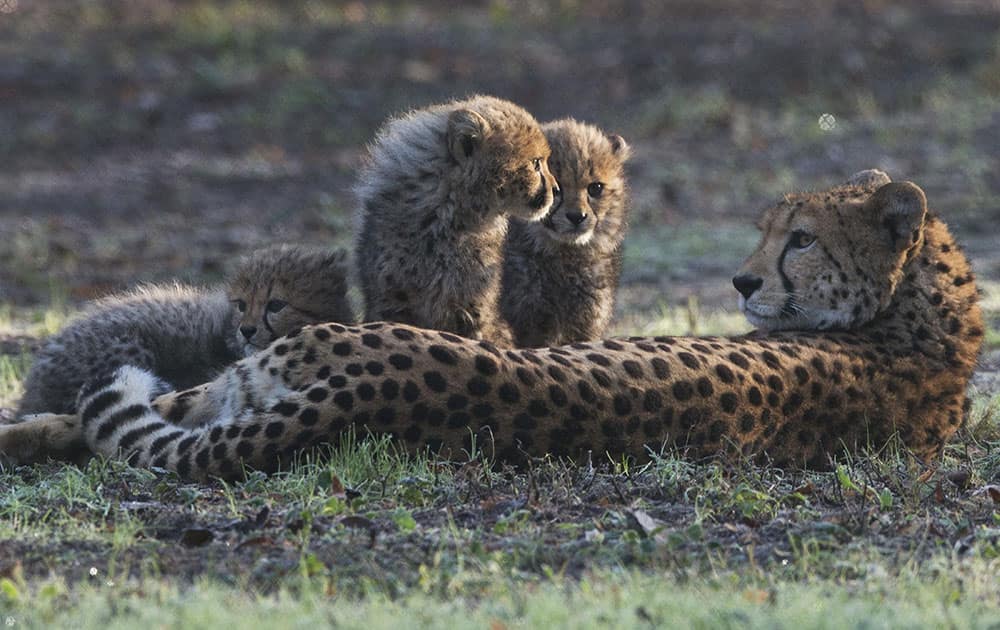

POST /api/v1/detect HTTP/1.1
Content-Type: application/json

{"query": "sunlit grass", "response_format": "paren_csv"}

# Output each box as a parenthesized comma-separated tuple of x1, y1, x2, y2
(0, 354, 30, 409)
(2, 557, 999, 630)
(613, 299, 751, 338)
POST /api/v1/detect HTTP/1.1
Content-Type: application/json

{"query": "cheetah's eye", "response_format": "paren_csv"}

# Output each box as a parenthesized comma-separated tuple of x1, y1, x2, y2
(587, 182, 604, 198)
(532, 158, 543, 172)
(789, 230, 816, 249)
(266, 299, 287, 313)
(233, 299, 247, 313)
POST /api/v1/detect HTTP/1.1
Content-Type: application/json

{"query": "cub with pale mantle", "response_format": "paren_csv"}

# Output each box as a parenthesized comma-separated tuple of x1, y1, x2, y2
(355, 95, 559, 346)
(501, 119, 631, 347)
(16, 244, 353, 419)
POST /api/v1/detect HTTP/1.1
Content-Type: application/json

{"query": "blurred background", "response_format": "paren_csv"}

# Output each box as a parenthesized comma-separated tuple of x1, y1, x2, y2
(0, 0, 998, 402)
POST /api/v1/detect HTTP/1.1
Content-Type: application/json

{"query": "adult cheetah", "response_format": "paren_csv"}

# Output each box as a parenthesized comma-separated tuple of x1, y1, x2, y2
(2, 173, 983, 479)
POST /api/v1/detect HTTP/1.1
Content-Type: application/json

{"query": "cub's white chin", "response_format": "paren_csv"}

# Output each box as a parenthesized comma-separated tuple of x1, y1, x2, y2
(241, 343, 265, 358)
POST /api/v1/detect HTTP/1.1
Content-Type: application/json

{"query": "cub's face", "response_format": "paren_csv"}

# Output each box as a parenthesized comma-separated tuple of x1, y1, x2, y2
(227, 289, 321, 356)
(226, 246, 352, 356)
(447, 104, 558, 222)
(501, 145, 558, 222)
(734, 174, 927, 332)
(539, 120, 630, 245)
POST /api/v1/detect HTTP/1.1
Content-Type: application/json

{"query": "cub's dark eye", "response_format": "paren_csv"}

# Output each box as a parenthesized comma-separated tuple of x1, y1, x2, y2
(233, 299, 247, 313)
(533, 158, 542, 172)
(266, 299, 287, 313)
(587, 182, 604, 198)
(789, 230, 816, 249)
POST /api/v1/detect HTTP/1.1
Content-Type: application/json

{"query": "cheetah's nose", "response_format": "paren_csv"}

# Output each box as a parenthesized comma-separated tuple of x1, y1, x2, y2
(566, 210, 587, 226)
(732, 274, 763, 299)
(240, 325, 257, 341)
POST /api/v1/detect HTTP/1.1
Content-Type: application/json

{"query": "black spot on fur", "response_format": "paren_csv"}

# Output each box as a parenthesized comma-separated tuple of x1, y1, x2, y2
(265, 422, 285, 438)
(467, 377, 490, 397)
(622, 360, 644, 378)
(356, 383, 376, 401)
(475, 355, 499, 376)
(613, 395, 632, 416)
(428, 345, 459, 365)
(715, 364, 734, 384)
(307, 387, 329, 403)
(672, 381, 694, 401)
(389, 354, 414, 370)
(650, 358, 670, 379)
(392, 328, 415, 340)
(498, 383, 520, 403)
(333, 391, 354, 411)
(591, 368, 612, 388)
(299, 408, 319, 426)
(696, 377, 713, 398)
(403, 381, 420, 402)
(272, 401, 300, 417)
(679, 352, 699, 369)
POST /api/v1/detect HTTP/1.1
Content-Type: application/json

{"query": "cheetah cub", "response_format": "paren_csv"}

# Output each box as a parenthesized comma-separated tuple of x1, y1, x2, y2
(501, 119, 631, 347)
(16, 244, 353, 417)
(355, 95, 559, 345)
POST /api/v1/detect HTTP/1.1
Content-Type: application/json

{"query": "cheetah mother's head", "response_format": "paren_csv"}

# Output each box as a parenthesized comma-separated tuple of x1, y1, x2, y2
(733, 170, 928, 332)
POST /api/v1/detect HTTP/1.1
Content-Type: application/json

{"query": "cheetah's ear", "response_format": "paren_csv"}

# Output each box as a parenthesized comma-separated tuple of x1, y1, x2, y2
(866, 181, 927, 253)
(607, 134, 631, 161)
(447, 109, 490, 164)
(845, 169, 891, 189)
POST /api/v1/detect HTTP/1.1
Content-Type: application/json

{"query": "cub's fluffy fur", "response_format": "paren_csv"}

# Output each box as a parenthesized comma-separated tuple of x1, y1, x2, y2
(355, 95, 558, 345)
(16, 244, 352, 417)
(501, 119, 632, 347)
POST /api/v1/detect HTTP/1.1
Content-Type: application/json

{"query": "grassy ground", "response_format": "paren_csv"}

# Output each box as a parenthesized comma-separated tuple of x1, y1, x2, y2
(1, 1, 1000, 626)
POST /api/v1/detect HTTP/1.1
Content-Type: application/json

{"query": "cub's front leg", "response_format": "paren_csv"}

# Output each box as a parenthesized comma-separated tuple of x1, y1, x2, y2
(0, 412, 85, 466)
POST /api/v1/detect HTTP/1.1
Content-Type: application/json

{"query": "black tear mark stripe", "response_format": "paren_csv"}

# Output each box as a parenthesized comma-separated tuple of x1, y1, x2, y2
(775, 204, 801, 315)
(777, 240, 795, 315)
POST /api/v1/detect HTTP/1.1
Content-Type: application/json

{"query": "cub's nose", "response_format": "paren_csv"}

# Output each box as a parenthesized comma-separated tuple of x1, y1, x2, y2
(240, 325, 257, 341)
(566, 210, 587, 226)
(732, 274, 763, 299)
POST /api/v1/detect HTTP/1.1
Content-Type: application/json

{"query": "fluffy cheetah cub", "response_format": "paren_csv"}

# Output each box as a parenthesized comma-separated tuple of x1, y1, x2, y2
(501, 119, 631, 347)
(16, 244, 353, 418)
(355, 95, 559, 345)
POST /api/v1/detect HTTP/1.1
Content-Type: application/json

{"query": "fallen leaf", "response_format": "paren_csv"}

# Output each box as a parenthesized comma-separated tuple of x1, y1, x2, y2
(934, 481, 945, 504)
(179, 528, 214, 547)
(330, 474, 346, 499)
(975, 485, 1000, 504)
(945, 469, 971, 490)
(792, 482, 815, 495)
(628, 509, 659, 537)
(742, 588, 769, 604)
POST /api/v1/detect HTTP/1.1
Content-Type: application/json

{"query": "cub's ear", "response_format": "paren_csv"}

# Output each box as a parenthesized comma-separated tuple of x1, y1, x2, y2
(846, 169, 891, 189)
(866, 181, 927, 252)
(607, 134, 631, 161)
(447, 109, 490, 164)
